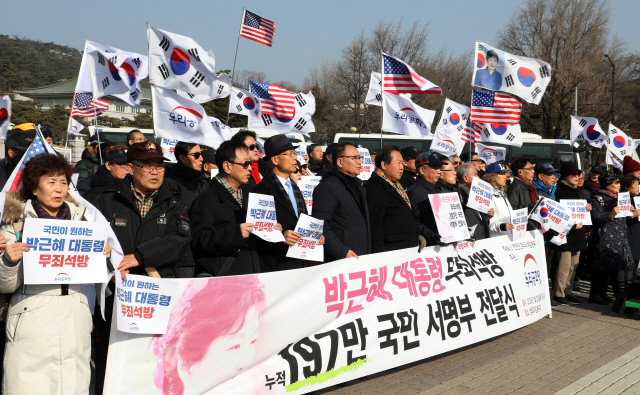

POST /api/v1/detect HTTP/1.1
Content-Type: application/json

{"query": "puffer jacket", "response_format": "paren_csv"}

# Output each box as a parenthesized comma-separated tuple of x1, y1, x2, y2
(591, 189, 633, 270)
(74, 148, 100, 182)
(0, 192, 93, 395)
(488, 187, 515, 237)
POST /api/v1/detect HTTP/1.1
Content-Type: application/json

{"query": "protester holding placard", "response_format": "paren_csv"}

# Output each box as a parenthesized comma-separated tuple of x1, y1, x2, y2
(0, 153, 112, 395)
(313, 142, 371, 261)
(589, 171, 633, 305)
(407, 151, 446, 235)
(457, 163, 492, 240)
(484, 161, 516, 237)
(620, 175, 640, 292)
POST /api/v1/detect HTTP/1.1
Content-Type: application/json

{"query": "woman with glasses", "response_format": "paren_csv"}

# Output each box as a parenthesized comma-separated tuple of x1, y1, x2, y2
(484, 161, 516, 238)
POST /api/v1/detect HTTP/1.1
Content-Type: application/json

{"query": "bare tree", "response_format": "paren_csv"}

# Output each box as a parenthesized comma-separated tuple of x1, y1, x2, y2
(232, 69, 268, 90)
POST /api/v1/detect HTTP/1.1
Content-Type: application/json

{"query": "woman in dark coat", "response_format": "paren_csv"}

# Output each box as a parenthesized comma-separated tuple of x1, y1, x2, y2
(621, 175, 640, 292)
(589, 172, 635, 305)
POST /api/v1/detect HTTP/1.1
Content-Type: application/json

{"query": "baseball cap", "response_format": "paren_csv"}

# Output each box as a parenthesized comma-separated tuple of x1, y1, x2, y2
(535, 162, 559, 175)
(201, 149, 216, 164)
(103, 145, 128, 163)
(485, 161, 510, 174)
(127, 141, 169, 163)
(400, 146, 419, 160)
(6, 133, 34, 151)
(590, 165, 606, 174)
(415, 151, 446, 168)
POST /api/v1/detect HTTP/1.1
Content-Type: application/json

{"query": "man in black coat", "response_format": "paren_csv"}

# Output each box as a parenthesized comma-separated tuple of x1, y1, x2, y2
(366, 145, 437, 253)
(190, 140, 261, 276)
(507, 157, 538, 230)
(313, 142, 371, 261)
(457, 163, 492, 240)
(79, 145, 129, 202)
(407, 151, 447, 235)
(252, 135, 323, 271)
(399, 146, 419, 190)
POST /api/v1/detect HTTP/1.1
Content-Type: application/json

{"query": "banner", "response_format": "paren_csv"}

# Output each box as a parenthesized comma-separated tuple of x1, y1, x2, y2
(616, 192, 633, 218)
(22, 218, 110, 284)
(160, 138, 179, 163)
(510, 208, 528, 240)
(466, 177, 493, 214)
(428, 192, 470, 243)
(357, 148, 374, 181)
(104, 231, 550, 395)
(475, 142, 506, 164)
(286, 214, 324, 262)
(472, 41, 552, 105)
(560, 200, 592, 226)
(246, 193, 286, 242)
(115, 273, 179, 334)
(298, 176, 321, 214)
(381, 92, 435, 137)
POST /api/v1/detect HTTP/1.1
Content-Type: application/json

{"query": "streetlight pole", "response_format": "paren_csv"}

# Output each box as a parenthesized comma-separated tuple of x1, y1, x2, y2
(604, 54, 615, 121)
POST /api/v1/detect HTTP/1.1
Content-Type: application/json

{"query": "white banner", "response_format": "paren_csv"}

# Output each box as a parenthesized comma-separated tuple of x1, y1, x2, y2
(381, 92, 435, 137)
(104, 231, 550, 395)
(560, 200, 592, 226)
(510, 208, 528, 240)
(357, 148, 374, 181)
(428, 192, 470, 243)
(160, 138, 179, 163)
(0, 96, 11, 140)
(475, 142, 506, 164)
(286, 214, 324, 262)
(616, 192, 633, 218)
(22, 219, 109, 284)
(299, 176, 321, 214)
(246, 193, 286, 242)
(115, 273, 178, 334)
(472, 41, 552, 105)
(466, 177, 493, 214)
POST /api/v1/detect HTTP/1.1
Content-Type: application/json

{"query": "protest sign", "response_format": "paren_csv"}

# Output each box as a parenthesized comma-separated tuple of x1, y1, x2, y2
(246, 193, 286, 243)
(357, 147, 374, 181)
(115, 273, 179, 334)
(550, 221, 573, 246)
(455, 240, 477, 258)
(22, 219, 110, 284)
(510, 208, 528, 241)
(286, 214, 324, 262)
(530, 198, 573, 233)
(160, 138, 178, 163)
(210, 169, 219, 179)
(560, 200, 592, 226)
(295, 143, 307, 164)
(466, 177, 493, 214)
(616, 192, 633, 218)
(104, 231, 550, 395)
(475, 143, 506, 165)
(299, 176, 321, 214)
(428, 192, 470, 243)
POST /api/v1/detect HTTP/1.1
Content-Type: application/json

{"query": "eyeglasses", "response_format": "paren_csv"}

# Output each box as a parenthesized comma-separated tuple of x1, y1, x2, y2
(441, 169, 455, 172)
(292, 168, 301, 174)
(248, 144, 258, 151)
(451, 161, 461, 165)
(230, 161, 252, 169)
(132, 162, 165, 173)
(187, 152, 202, 160)
(471, 159, 482, 163)
(522, 167, 535, 171)
(340, 155, 363, 161)
(278, 151, 297, 157)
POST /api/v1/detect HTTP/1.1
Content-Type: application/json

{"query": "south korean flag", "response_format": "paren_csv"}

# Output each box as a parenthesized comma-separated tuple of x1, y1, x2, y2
(434, 98, 470, 138)
(606, 123, 633, 160)
(88, 49, 136, 100)
(148, 26, 219, 98)
(230, 87, 262, 117)
(365, 72, 411, 106)
(176, 73, 232, 103)
(479, 123, 523, 147)
(570, 116, 606, 148)
(248, 91, 316, 134)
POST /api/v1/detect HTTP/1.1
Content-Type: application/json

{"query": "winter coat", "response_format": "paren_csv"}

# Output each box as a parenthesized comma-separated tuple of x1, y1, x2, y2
(312, 168, 371, 261)
(459, 185, 491, 241)
(407, 177, 439, 234)
(532, 179, 556, 200)
(92, 175, 191, 278)
(507, 177, 535, 211)
(591, 189, 633, 270)
(78, 165, 124, 203)
(554, 180, 588, 252)
(489, 187, 515, 237)
(190, 178, 260, 276)
(0, 192, 93, 395)
(74, 148, 100, 182)
(399, 170, 417, 191)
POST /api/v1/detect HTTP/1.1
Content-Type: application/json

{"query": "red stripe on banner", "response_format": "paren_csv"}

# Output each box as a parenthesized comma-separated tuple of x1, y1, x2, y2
(9, 170, 22, 191)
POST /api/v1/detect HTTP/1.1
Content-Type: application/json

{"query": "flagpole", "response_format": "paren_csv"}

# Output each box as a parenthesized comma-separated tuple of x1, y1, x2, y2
(226, 7, 246, 125)
(380, 53, 384, 151)
(87, 59, 104, 165)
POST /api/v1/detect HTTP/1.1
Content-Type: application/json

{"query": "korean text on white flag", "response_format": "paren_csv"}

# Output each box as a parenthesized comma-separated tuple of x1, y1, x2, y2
(357, 147, 374, 181)
(570, 116, 606, 148)
(286, 214, 324, 262)
(466, 177, 493, 214)
(428, 192, 470, 243)
(431, 127, 464, 156)
(607, 123, 633, 160)
(161, 138, 179, 163)
(616, 192, 633, 218)
(475, 143, 506, 164)
(560, 200, 592, 226)
(472, 41, 552, 105)
(246, 193, 286, 242)
(115, 273, 178, 334)
(510, 208, 528, 241)
(0, 96, 11, 140)
(22, 219, 110, 285)
(299, 176, 321, 214)
(479, 123, 522, 147)
(67, 118, 84, 136)
(381, 92, 435, 137)
(207, 116, 233, 149)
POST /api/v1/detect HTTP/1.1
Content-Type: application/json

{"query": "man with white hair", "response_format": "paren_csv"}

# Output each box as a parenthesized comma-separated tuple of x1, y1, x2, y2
(457, 162, 493, 240)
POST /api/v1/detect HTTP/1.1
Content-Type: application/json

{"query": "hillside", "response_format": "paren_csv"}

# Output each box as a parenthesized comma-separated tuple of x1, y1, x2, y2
(0, 34, 83, 92)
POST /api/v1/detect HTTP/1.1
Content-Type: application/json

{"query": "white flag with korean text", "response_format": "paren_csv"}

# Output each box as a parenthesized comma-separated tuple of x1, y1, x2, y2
(381, 92, 435, 137)
(207, 116, 232, 149)
(475, 142, 506, 164)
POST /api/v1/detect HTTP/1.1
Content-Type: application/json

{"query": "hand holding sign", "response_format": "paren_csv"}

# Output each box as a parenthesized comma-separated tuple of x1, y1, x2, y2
(466, 177, 493, 214)
(615, 192, 633, 218)
(286, 214, 324, 261)
(246, 193, 286, 243)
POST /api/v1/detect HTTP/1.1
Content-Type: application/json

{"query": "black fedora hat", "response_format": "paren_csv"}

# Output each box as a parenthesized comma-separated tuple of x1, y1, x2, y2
(263, 134, 297, 159)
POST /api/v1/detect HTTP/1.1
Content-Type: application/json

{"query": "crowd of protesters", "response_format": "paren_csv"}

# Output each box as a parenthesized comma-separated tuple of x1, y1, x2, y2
(0, 124, 638, 394)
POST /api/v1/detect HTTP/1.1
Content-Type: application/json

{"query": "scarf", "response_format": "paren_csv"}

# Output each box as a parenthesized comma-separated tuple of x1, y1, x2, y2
(32, 199, 71, 220)
(532, 179, 557, 200)
(517, 177, 537, 202)
(375, 168, 411, 209)
(250, 162, 262, 184)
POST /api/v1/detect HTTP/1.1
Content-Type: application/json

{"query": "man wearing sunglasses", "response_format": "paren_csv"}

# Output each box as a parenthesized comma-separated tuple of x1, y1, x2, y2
(164, 141, 211, 278)
(232, 130, 268, 194)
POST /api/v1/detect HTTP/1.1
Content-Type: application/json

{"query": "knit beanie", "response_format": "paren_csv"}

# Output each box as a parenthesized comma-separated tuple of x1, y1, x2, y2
(599, 171, 620, 189)
(623, 156, 640, 174)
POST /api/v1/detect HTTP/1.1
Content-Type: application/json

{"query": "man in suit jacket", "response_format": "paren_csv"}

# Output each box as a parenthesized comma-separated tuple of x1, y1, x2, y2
(252, 134, 324, 271)
(190, 140, 262, 277)
(313, 142, 371, 262)
(365, 145, 437, 253)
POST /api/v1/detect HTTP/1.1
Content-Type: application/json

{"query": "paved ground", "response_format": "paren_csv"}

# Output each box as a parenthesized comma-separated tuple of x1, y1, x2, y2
(317, 280, 640, 395)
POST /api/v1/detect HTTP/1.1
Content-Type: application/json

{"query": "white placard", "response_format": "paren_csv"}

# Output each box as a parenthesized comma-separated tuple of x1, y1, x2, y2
(634, 196, 640, 221)
(428, 192, 470, 243)
(161, 138, 179, 163)
(510, 208, 528, 240)
(22, 218, 109, 284)
(560, 199, 592, 226)
(616, 192, 633, 218)
(530, 198, 573, 233)
(210, 169, 219, 179)
(295, 144, 307, 164)
(246, 193, 286, 243)
(466, 177, 493, 214)
(115, 273, 178, 334)
(286, 214, 324, 262)
(298, 176, 321, 215)
(357, 148, 374, 181)
(455, 240, 477, 258)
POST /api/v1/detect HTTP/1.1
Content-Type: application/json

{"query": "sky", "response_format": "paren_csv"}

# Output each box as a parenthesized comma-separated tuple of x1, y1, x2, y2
(3, 0, 639, 88)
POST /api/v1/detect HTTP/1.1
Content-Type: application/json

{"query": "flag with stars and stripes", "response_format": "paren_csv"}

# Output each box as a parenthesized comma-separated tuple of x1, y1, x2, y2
(70, 92, 109, 118)
(382, 53, 442, 95)
(470, 89, 521, 125)
(2, 132, 52, 192)
(462, 119, 483, 146)
(239, 10, 275, 47)
(250, 80, 295, 120)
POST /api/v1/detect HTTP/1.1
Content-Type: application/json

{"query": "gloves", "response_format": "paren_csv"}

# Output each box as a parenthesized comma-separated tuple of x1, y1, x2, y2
(418, 235, 427, 252)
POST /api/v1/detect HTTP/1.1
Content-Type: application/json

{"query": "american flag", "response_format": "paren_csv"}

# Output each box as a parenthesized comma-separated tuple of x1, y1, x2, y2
(382, 53, 442, 95)
(70, 92, 109, 118)
(462, 118, 482, 146)
(250, 81, 295, 120)
(470, 89, 521, 125)
(3, 133, 49, 192)
(240, 10, 275, 47)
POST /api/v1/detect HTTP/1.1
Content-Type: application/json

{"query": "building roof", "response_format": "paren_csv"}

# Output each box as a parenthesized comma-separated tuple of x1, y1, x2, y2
(15, 77, 151, 103)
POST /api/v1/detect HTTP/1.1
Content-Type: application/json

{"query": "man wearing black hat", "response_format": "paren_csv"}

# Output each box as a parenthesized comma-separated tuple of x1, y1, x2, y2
(0, 133, 32, 190)
(584, 165, 605, 195)
(75, 134, 110, 182)
(252, 135, 314, 271)
(79, 145, 129, 202)
(399, 146, 419, 190)
(407, 151, 447, 234)
(201, 148, 218, 179)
